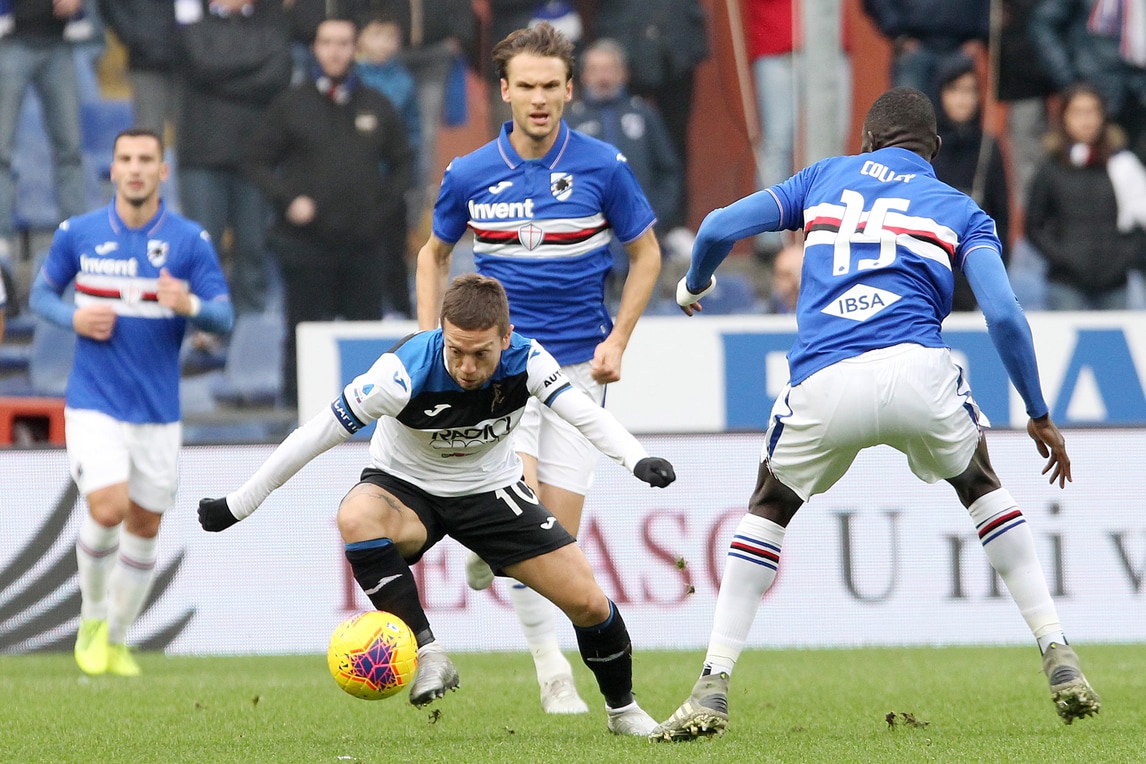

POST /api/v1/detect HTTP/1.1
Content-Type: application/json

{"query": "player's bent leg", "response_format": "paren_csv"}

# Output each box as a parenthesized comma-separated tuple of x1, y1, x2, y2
(1043, 642, 1101, 724)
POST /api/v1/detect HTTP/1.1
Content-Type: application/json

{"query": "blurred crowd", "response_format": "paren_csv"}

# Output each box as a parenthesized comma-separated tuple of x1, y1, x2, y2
(2, 0, 1145, 405)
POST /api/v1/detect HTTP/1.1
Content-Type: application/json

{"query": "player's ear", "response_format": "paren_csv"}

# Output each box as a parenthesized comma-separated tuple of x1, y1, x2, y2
(501, 326, 513, 349)
(861, 130, 874, 153)
(930, 134, 942, 161)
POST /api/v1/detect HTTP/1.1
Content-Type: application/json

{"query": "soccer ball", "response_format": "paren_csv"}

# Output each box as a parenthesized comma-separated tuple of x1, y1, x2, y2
(327, 611, 418, 700)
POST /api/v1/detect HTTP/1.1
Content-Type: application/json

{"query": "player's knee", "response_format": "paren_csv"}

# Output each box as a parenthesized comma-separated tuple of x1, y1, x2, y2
(337, 497, 391, 543)
(561, 584, 611, 627)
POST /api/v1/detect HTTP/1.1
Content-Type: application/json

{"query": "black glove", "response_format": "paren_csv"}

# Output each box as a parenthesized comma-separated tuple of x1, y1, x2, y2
(198, 497, 241, 532)
(634, 457, 676, 488)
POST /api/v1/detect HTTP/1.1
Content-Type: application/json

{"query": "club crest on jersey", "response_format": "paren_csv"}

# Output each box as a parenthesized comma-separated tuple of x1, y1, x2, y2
(491, 383, 505, 411)
(550, 172, 573, 201)
(146, 239, 169, 267)
(518, 222, 544, 250)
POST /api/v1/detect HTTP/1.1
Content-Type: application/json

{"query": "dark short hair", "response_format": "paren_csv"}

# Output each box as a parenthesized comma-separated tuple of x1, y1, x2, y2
(862, 87, 938, 157)
(113, 128, 164, 155)
(492, 21, 575, 82)
(440, 273, 511, 336)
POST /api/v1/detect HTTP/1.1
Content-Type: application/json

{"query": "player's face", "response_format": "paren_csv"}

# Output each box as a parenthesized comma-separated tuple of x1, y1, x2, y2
(313, 19, 357, 80)
(110, 135, 167, 207)
(441, 319, 512, 390)
(501, 53, 572, 153)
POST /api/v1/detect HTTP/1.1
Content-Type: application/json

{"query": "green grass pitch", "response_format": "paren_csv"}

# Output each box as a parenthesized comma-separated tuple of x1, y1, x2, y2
(2, 644, 1142, 763)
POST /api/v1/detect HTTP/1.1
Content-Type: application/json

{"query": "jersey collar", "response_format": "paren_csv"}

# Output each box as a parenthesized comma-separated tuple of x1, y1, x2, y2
(107, 197, 170, 235)
(496, 119, 571, 170)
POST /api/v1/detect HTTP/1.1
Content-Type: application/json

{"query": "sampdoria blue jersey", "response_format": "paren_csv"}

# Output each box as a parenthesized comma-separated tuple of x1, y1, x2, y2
(40, 201, 229, 423)
(767, 147, 1002, 385)
(432, 120, 656, 365)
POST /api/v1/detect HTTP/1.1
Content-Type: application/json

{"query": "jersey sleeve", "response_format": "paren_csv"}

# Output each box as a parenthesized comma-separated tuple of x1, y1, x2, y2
(337, 352, 414, 433)
(40, 220, 79, 292)
(526, 338, 648, 471)
(601, 154, 656, 244)
(525, 339, 574, 405)
(430, 159, 470, 244)
(187, 228, 230, 302)
(952, 204, 1004, 273)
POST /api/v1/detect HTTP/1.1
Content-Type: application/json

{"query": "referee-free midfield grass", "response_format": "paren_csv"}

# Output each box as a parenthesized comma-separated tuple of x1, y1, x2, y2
(2, 645, 1141, 763)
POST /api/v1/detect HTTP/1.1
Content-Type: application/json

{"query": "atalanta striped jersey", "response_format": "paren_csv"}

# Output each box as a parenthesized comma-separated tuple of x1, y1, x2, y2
(431, 121, 656, 365)
(769, 147, 1003, 385)
(333, 330, 645, 496)
(40, 200, 229, 423)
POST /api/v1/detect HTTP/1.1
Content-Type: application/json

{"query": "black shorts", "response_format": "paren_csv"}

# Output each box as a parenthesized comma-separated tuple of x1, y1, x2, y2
(357, 468, 576, 575)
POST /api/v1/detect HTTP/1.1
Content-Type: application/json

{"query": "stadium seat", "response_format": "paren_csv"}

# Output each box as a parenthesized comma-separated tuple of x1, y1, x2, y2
(0, 314, 74, 395)
(211, 312, 285, 407)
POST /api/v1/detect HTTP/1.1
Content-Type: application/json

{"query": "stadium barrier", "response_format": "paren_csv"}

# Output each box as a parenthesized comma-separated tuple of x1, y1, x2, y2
(2, 431, 1143, 656)
(296, 312, 1146, 433)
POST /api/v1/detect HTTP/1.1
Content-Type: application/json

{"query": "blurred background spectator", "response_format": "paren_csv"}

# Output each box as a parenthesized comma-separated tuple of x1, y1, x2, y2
(245, 17, 414, 408)
(993, 0, 1056, 210)
(1025, 82, 1146, 310)
(1030, 0, 1146, 164)
(97, 0, 178, 138)
(0, 0, 91, 263)
(175, 0, 292, 319)
(566, 37, 681, 305)
(763, 242, 802, 314)
(861, 0, 989, 108)
(931, 54, 1010, 311)
(589, 0, 708, 231)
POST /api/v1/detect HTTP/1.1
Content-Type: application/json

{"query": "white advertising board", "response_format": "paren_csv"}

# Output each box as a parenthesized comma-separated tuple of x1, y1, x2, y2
(296, 312, 1146, 434)
(1, 431, 1143, 656)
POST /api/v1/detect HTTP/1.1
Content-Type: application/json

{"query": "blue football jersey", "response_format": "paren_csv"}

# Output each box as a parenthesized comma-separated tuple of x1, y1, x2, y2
(431, 120, 656, 365)
(41, 201, 229, 423)
(769, 147, 1003, 384)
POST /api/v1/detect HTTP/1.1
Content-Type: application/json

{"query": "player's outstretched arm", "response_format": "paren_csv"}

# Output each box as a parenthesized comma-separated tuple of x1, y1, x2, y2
(1027, 414, 1072, 488)
(197, 403, 359, 531)
(414, 235, 455, 330)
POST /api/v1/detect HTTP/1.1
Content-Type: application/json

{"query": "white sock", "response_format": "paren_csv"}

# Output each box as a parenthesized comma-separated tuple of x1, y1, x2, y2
(509, 582, 571, 683)
(76, 515, 120, 621)
(968, 489, 1064, 648)
(704, 514, 786, 676)
(107, 530, 158, 644)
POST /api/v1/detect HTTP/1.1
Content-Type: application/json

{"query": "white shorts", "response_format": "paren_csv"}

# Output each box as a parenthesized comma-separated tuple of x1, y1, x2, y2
(514, 360, 605, 495)
(764, 344, 987, 501)
(65, 408, 182, 512)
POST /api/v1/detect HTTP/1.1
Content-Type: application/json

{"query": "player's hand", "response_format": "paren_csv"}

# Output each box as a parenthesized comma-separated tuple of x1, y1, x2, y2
(676, 275, 716, 317)
(634, 457, 676, 488)
(157, 268, 193, 314)
(73, 303, 117, 340)
(198, 497, 241, 532)
(590, 336, 623, 384)
(1027, 415, 1072, 488)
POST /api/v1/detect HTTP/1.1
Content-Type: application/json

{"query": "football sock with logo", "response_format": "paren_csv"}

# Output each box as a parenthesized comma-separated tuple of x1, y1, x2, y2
(345, 538, 434, 647)
(509, 582, 573, 683)
(76, 515, 120, 621)
(107, 530, 157, 644)
(968, 489, 1064, 650)
(574, 600, 634, 709)
(704, 513, 785, 677)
